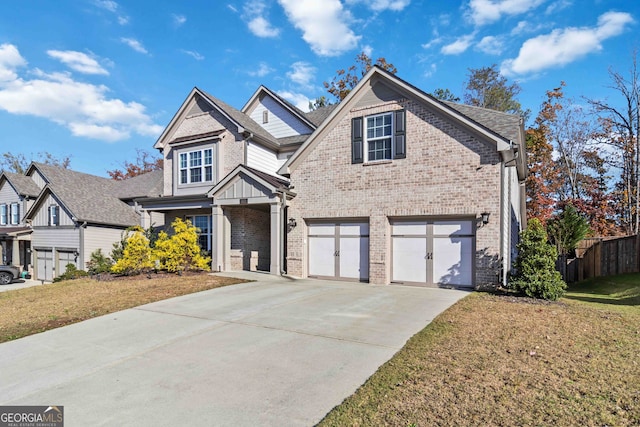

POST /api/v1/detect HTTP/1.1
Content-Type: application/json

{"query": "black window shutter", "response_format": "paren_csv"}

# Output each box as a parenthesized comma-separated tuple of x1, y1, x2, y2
(394, 109, 406, 159)
(48, 206, 51, 226)
(351, 117, 364, 164)
(16, 204, 20, 224)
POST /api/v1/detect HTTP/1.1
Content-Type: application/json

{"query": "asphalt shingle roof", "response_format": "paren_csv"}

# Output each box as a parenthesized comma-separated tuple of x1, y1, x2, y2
(442, 101, 522, 145)
(305, 104, 338, 127)
(3, 172, 41, 197)
(31, 163, 162, 227)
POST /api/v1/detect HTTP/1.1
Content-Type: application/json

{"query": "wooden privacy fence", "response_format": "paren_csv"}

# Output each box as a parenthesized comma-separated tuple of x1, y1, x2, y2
(558, 235, 640, 283)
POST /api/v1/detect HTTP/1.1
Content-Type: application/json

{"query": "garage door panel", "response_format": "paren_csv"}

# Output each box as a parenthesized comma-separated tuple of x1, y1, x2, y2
(37, 250, 53, 282)
(391, 221, 427, 236)
(308, 237, 335, 277)
(433, 220, 473, 236)
(339, 222, 369, 236)
(308, 223, 335, 235)
(433, 237, 473, 286)
(392, 237, 427, 283)
(339, 236, 369, 280)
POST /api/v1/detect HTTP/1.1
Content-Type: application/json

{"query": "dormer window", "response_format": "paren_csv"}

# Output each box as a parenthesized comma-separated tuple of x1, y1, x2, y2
(179, 148, 214, 185)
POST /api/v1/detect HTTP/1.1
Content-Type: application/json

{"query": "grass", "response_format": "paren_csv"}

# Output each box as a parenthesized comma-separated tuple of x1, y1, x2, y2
(0, 273, 245, 343)
(318, 275, 640, 427)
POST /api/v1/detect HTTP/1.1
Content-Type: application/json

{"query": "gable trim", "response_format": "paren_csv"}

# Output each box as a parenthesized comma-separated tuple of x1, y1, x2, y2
(242, 85, 316, 130)
(208, 164, 292, 200)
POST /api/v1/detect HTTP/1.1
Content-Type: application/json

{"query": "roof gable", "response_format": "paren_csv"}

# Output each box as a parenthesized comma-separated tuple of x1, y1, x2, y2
(243, 86, 315, 132)
(208, 164, 290, 201)
(0, 172, 41, 198)
(280, 66, 518, 175)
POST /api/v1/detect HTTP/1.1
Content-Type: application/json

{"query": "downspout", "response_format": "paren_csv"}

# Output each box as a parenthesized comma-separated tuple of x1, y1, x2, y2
(243, 132, 254, 167)
(500, 161, 507, 288)
(279, 191, 287, 275)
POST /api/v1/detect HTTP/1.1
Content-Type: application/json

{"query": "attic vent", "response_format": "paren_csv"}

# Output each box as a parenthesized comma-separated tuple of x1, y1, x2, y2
(263, 110, 269, 124)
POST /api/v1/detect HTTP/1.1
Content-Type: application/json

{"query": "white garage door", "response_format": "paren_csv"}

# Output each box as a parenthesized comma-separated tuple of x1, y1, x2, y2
(57, 251, 78, 277)
(36, 249, 54, 282)
(308, 222, 369, 282)
(392, 219, 474, 287)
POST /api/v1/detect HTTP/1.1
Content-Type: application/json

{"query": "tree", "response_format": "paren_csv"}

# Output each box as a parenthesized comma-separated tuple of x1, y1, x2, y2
(547, 204, 590, 257)
(508, 219, 566, 301)
(429, 88, 460, 102)
(1, 152, 71, 174)
(463, 64, 527, 117)
(589, 52, 640, 234)
(308, 96, 332, 111)
(324, 52, 397, 101)
(107, 149, 162, 180)
(153, 218, 210, 273)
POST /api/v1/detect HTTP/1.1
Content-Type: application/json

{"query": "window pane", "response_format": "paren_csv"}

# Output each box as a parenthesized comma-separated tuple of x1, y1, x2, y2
(191, 168, 201, 183)
(204, 149, 212, 165)
(180, 153, 187, 169)
(190, 151, 201, 167)
(205, 166, 212, 181)
(180, 169, 187, 184)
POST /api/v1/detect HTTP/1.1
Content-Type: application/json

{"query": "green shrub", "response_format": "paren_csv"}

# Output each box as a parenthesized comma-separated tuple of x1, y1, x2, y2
(86, 249, 114, 275)
(508, 218, 567, 300)
(53, 263, 89, 282)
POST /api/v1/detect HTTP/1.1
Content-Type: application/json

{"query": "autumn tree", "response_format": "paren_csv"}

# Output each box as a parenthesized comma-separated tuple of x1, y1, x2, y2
(464, 64, 527, 118)
(324, 52, 397, 101)
(429, 88, 460, 102)
(1, 152, 71, 174)
(108, 149, 163, 180)
(308, 96, 332, 111)
(589, 53, 640, 234)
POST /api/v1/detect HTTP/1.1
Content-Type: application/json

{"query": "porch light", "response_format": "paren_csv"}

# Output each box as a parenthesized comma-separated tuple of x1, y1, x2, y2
(481, 212, 490, 225)
(288, 218, 297, 229)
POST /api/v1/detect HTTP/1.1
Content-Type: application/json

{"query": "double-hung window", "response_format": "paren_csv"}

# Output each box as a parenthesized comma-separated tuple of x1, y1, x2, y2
(351, 109, 406, 164)
(186, 215, 212, 251)
(10, 203, 19, 225)
(0, 204, 7, 225)
(179, 148, 213, 185)
(366, 113, 393, 161)
(49, 205, 60, 226)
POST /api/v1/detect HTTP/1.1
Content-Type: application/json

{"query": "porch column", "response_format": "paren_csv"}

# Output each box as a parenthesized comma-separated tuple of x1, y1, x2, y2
(270, 200, 281, 275)
(212, 204, 225, 272)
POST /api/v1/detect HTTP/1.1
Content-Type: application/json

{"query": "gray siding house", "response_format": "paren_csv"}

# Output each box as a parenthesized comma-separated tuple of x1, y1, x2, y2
(138, 66, 527, 287)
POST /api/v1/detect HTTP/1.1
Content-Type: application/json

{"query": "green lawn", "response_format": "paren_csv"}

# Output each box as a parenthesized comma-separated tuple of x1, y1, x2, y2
(318, 275, 640, 426)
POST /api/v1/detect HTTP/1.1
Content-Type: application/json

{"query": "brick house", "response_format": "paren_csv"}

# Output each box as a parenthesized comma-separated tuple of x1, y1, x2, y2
(139, 66, 526, 287)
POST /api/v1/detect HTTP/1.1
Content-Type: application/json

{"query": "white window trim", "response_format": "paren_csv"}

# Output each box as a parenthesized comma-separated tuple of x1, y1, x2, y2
(49, 205, 59, 226)
(364, 112, 394, 163)
(179, 148, 214, 185)
(186, 215, 212, 251)
(10, 202, 19, 225)
(0, 204, 7, 225)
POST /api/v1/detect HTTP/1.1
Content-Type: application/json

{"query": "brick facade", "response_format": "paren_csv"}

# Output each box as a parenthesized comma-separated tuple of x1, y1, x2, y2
(287, 97, 502, 286)
(227, 206, 271, 271)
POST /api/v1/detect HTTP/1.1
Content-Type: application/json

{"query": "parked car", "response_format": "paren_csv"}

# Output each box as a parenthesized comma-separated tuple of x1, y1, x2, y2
(0, 265, 20, 285)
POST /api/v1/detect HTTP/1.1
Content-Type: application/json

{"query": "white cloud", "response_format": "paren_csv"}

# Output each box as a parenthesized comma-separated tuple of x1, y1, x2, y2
(172, 14, 187, 27)
(278, 0, 360, 56)
(346, 0, 411, 11)
(181, 50, 204, 60)
(423, 63, 437, 78)
(94, 0, 129, 25)
(277, 90, 310, 112)
(502, 11, 634, 76)
(362, 45, 373, 57)
(0, 44, 27, 81)
(421, 37, 443, 50)
(466, 0, 546, 26)
(545, 0, 572, 14)
(248, 62, 274, 77)
(441, 33, 475, 55)
(117, 16, 129, 25)
(248, 16, 280, 37)
(244, 0, 280, 38)
(47, 50, 109, 75)
(120, 38, 148, 54)
(287, 61, 316, 88)
(0, 44, 162, 142)
(476, 35, 503, 55)
(227, 4, 238, 13)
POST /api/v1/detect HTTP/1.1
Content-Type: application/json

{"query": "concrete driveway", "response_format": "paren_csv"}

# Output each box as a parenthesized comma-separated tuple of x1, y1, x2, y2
(0, 272, 468, 426)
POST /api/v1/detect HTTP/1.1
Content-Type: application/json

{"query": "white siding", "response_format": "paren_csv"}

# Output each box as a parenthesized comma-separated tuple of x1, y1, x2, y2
(31, 194, 74, 227)
(83, 226, 124, 268)
(247, 142, 280, 175)
(508, 166, 523, 269)
(0, 181, 20, 206)
(28, 169, 47, 188)
(249, 96, 313, 138)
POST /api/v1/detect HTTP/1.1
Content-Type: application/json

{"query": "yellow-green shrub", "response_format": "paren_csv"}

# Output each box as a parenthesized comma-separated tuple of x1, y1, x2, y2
(111, 230, 154, 275)
(153, 218, 211, 273)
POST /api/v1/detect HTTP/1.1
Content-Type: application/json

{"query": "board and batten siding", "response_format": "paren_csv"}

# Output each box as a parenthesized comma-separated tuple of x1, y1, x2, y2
(249, 96, 313, 138)
(83, 226, 125, 266)
(0, 181, 20, 206)
(27, 169, 47, 189)
(247, 142, 286, 176)
(31, 194, 74, 227)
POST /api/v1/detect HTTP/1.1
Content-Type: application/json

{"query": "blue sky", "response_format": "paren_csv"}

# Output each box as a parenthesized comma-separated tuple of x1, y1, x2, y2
(0, 0, 637, 176)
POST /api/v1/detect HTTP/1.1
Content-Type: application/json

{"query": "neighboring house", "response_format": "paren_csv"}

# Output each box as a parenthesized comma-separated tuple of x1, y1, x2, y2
(0, 163, 164, 281)
(0, 171, 41, 268)
(138, 66, 527, 287)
